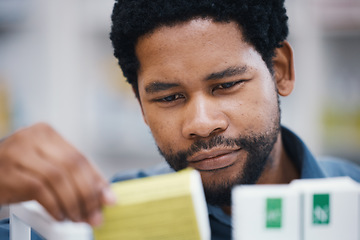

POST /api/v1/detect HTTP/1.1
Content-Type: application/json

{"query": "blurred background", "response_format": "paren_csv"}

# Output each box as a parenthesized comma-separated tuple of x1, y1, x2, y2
(0, 0, 359, 181)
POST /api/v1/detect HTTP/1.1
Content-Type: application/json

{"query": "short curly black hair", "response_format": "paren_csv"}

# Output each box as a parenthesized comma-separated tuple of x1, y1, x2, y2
(110, 0, 289, 97)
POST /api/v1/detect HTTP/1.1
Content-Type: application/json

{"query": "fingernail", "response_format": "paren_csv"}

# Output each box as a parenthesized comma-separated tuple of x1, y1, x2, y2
(89, 211, 103, 227)
(103, 188, 117, 205)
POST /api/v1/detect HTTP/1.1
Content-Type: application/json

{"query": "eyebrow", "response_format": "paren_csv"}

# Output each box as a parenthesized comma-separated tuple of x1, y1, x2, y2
(205, 66, 248, 81)
(144, 65, 248, 94)
(145, 82, 180, 94)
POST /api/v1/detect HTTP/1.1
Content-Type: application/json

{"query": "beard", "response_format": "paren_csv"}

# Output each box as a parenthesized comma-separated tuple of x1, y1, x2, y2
(157, 101, 281, 207)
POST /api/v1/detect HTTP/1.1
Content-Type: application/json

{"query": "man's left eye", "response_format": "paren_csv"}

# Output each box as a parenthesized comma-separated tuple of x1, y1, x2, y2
(215, 80, 243, 90)
(157, 93, 184, 102)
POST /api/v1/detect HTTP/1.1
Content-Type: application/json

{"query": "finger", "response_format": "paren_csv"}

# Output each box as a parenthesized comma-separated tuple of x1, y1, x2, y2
(101, 186, 117, 206)
(21, 155, 83, 222)
(5, 169, 64, 221)
(57, 151, 117, 226)
(38, 140, 106, 223)
(33, 129, 100, 222)
(29, 125, 112, 223)
(61, 151, 106, 221)
(0, 123, 90, 222)
(80, 159, 116, 205)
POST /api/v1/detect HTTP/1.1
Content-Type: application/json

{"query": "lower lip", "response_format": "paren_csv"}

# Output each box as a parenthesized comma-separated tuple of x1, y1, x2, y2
(188, 150, 240, 171)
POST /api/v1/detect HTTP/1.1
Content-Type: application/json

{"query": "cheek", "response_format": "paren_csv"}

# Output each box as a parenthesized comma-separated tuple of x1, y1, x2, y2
(253, 85, 279, 129)
(226, 82, 278, 131)
(145, 113, 181, 152)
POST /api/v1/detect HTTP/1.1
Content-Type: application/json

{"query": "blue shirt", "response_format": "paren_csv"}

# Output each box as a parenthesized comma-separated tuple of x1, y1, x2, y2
(1, 127, 359, 240)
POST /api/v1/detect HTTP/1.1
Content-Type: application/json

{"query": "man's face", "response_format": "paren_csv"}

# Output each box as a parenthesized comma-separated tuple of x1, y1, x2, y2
(136, 19, 281, 206)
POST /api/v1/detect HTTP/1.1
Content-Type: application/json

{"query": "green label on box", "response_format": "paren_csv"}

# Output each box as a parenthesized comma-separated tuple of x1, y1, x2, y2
(313, 194, 330, 225)
(266, 198, 282, 229)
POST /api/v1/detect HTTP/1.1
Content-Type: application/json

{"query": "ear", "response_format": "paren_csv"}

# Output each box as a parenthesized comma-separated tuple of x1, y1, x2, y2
(132, 86, 148, 125)
(273, 41, 295, 97)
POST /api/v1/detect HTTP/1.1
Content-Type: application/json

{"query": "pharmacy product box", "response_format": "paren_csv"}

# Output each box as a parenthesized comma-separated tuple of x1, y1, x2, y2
(291, 177, 360, 240)
(232, 185, 301, 240)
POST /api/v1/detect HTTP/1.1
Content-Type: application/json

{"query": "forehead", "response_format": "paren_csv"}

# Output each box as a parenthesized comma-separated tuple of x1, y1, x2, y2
(135, 18, 264, 84)
(138, 18, 243, 47)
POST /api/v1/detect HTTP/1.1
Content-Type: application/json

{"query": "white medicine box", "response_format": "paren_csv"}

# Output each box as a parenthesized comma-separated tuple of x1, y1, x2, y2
(232, 185, 301, 240)
(291, 177, 360, 240)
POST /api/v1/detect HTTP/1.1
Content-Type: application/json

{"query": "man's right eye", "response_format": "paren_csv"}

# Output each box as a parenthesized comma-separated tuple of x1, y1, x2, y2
(156, 94, 184, 102)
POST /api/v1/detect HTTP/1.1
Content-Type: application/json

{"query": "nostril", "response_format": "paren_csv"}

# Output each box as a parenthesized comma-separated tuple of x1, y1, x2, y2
(213, 127, 222, 133)
(188, 127, 224, 139)
(189, 133, 197, 138)
(211, 127, 226, 135)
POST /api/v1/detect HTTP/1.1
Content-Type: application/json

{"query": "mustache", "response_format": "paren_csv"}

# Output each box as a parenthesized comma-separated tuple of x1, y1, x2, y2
(175, 135, 256, 160)
(159, 130, 277, 173)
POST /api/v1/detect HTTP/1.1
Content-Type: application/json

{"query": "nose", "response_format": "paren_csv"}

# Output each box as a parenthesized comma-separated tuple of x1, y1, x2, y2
(182, 95, 228, 138)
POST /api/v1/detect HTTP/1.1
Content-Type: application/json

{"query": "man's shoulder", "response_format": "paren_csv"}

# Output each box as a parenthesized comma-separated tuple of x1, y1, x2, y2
(111, 162, 174, 183)
(318, 156, 360, 182)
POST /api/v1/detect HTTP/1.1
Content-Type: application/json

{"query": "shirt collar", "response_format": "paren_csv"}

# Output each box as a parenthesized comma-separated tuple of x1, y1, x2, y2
(207, 204, 232, 226)
(281, 126, 326, 179)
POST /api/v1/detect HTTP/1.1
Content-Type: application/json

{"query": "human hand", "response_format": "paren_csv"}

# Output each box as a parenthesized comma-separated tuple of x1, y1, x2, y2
(0, 123, 116, 226)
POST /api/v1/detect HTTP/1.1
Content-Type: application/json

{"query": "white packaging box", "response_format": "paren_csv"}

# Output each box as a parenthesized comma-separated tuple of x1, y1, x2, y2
(291, 177, 360, 240)
(232, 185, 301, 240)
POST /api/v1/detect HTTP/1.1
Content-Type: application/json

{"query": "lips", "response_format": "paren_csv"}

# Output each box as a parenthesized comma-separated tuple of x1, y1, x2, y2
(187, 148, 241, 171)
